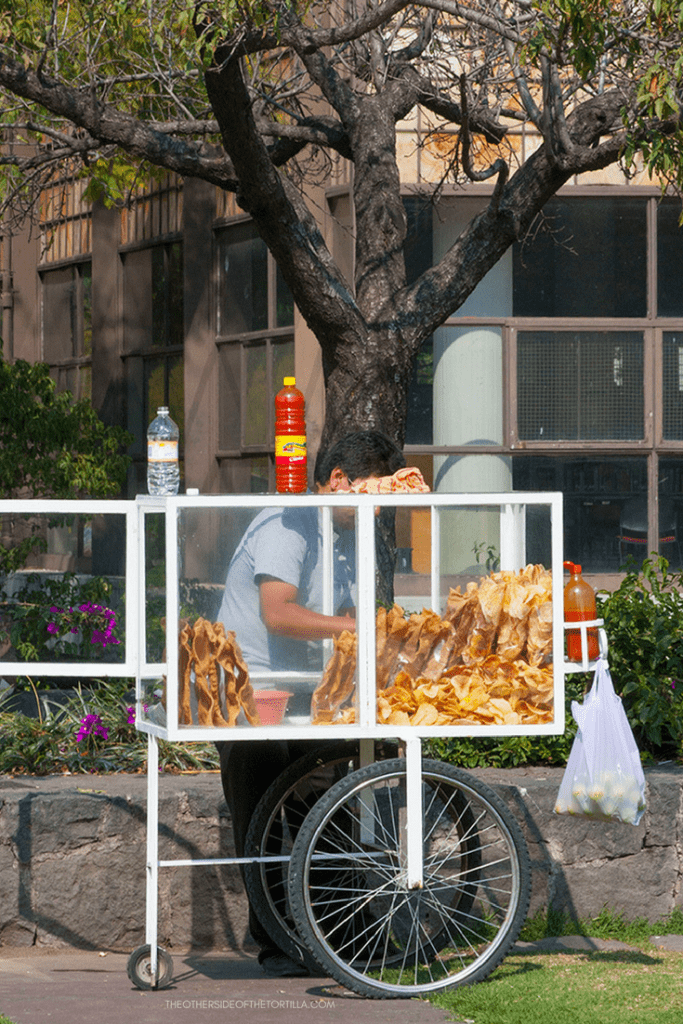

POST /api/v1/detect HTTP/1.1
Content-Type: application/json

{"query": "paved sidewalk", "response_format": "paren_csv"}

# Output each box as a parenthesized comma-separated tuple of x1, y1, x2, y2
(0, 947, 460, 1024)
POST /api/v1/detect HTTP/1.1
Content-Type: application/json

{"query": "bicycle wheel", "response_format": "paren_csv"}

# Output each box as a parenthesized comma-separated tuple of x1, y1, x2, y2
(288, 758, 530, 998)
(244, 741, 395, 972)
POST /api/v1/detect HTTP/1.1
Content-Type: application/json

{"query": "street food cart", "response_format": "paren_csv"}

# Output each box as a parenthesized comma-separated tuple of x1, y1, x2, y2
(0, 493, 605, 998)
(129, 489, 606, 998)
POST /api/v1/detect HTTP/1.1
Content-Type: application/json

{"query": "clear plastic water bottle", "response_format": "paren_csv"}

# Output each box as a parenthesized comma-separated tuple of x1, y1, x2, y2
(147, 406, 180, 495)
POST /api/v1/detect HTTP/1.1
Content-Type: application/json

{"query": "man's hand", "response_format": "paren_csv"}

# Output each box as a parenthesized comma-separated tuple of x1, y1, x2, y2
(259, 577, 356, 640)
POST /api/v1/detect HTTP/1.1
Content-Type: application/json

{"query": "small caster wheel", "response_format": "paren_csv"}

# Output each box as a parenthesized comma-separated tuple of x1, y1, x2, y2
(127, 944, 174, 990)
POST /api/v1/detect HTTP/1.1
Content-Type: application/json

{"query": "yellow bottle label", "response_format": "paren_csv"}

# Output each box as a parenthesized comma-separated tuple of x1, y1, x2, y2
(275, 435, 307, 464)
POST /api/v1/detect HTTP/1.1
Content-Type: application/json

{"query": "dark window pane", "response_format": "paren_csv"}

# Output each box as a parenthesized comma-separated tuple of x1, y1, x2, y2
(518, 331, 643, 440)
(168, 355, 184, 439)
(513, 198, 647, 317)
(218, 345, 241, 450)
(405, 336, 434, 444)
(662, 332, 683, 439)
(218, 223, 268, 334)
(144, 357, 166, 422)
(272, 339, 295, 398)
(404, 197, 434, 443)
(43, 267, 75, 361)
(244, 343, 267, 446)
(81, 262, 92, 358)
(658, 458, 683, 570)
(657, 200, 683, 316)
(122, 250, 153, 352)
(513, 456, 647, 573)
(275, 264, 294, 327)
(168, 243, 184, 347)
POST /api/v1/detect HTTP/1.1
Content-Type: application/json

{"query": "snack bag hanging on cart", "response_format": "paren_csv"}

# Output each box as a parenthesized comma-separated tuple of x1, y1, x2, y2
(555, 658, 646, 825)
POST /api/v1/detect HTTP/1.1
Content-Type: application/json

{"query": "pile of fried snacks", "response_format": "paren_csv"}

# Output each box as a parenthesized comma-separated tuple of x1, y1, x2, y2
(349, 466, 430, 494)
(178, 618, 259, 726)
(311, 564, 554, 727)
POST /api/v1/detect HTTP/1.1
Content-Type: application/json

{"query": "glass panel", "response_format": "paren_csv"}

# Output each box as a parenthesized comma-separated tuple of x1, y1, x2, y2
(168, 354, 184, 441)
(218, 223, 268, 334)
(0, 512, 126, 664)
(405, 336, 434, 444)
(517, 331, 644, 441)
(174, 505, 359, 727)
(662, 332, 683, 440)
(151, 246, 166, 348)
(81, 262, 92, 357)
(244, 344, 267, 446)
(380, 502, 554, 729)
(218, 345, 241, 450)
(275, 264, 294, 327)
(79, 365, 92, 402)
(250, 456, 270, 493)
(168, 242, 184, 348)
(42, 267, 75, 361)
(513, 197, 647, 318)
(144, 357, 166, 424)
(658, 459, 683, 570)
(144, 511, 166, 664)
(272, 339, 295, 400)
(657, 200, 683, 317)
(122, 249, 153, 352)
(434, 327, 503, 446)
(513, 456, 647, 573)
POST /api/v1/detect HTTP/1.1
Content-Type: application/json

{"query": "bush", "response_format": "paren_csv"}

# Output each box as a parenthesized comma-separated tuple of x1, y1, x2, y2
(599, 555, 683, 760)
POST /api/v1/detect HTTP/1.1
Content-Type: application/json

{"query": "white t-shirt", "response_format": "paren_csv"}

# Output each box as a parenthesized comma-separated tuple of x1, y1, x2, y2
(215, 506, 354, 672)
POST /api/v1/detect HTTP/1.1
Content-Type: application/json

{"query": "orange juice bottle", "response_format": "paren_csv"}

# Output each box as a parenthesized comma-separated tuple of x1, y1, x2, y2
(563, 561, 599, 661)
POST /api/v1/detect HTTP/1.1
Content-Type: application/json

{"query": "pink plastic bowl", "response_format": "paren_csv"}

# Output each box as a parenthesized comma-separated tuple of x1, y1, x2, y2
(253, 690, 293, 726)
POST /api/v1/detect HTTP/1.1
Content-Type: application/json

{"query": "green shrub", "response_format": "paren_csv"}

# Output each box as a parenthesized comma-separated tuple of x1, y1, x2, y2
(599, 555, 683, 760)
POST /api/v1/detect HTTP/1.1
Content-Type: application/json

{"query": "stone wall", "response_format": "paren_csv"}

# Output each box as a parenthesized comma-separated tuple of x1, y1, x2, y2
(0, 765, 681, 951)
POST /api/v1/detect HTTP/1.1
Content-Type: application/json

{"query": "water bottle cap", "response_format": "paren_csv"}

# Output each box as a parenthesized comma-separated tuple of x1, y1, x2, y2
(157, 406, 169, 414)
(283, 377, 296, 386)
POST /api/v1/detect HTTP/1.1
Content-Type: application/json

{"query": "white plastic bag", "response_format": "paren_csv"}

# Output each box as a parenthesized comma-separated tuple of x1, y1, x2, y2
(555, 658, 646, 825)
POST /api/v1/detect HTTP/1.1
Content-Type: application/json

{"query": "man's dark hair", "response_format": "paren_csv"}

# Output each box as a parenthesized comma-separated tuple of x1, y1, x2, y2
(314, 431, 405, 486)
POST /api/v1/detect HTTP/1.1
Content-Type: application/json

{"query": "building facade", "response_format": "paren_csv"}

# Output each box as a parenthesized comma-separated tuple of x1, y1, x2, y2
(3, 141, 683, 590)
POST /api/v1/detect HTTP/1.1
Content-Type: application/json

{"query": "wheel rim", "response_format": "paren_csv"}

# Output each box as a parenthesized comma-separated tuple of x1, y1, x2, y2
(291, 760, 528, 996)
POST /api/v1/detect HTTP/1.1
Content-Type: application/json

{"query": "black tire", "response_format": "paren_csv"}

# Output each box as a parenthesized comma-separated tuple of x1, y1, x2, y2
(127, 944, 174, 990)
(244, 741, 396, 973)
(287, 758, 530, 999)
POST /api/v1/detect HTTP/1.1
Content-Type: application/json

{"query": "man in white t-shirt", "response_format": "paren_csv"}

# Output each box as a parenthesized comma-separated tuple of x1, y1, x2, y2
(216, 430, 405, 977)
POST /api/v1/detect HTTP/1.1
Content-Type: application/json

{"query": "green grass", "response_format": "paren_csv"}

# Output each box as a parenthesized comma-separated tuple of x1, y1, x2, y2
(0, 1016, 17, 1024)
(429, 908, 683, 1024)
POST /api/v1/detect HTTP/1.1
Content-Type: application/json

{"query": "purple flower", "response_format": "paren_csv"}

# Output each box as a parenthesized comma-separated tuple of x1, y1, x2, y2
(46, 622, 59, 635)
(76, 713, 108, 742)
(49, 606, 64, 614)
(127, 706, 135, 724)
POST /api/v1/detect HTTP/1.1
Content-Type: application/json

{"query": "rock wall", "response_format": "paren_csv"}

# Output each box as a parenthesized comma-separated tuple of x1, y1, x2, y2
(0, 766, 681, 951)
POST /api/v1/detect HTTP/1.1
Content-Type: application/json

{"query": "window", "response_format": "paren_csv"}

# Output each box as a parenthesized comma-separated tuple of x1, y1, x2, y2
(122, 241, 184, 493)
(216, 221, 295, 493)
(402, 194, 683, 581)
(41, 261, 92, 400)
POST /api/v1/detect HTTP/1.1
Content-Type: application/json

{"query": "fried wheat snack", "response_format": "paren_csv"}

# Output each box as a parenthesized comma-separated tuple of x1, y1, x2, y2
(191, 618, 230, 726)
(311, 630, 358, 724)
(178, 620, 194, 725)
(213, 622, 260, 726)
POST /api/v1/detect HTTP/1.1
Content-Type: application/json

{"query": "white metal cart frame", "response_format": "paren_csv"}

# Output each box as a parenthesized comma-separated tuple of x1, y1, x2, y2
(0, 494, 605, 996)
(129, 490, 604, 994)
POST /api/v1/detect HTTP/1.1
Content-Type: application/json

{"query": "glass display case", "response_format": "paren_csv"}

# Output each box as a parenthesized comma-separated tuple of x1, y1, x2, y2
(135, 490, 566, 741)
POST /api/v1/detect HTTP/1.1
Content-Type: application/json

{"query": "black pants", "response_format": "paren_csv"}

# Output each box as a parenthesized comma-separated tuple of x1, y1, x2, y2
(216, 739, 319, 951)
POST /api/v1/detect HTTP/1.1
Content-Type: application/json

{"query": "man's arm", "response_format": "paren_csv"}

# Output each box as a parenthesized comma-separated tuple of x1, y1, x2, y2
(259, 577, 355, 640)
